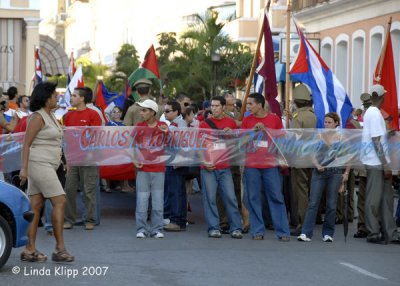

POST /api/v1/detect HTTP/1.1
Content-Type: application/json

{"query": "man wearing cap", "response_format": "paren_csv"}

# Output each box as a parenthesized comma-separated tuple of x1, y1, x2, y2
(133, 99, 168, 238)
(290, 83, 317, 236)
(353, 93, 371, 239)
(361, 84, 400, 244)
(123, 79, 160, 126)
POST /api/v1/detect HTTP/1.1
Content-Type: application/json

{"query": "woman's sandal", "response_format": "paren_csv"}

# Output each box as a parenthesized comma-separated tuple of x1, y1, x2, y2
(52, 249, 74, 262)
(20, 250, 48, 262)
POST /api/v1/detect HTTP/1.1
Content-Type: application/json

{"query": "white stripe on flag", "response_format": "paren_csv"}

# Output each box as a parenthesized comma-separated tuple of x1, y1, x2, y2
(306, 41, 329, 114)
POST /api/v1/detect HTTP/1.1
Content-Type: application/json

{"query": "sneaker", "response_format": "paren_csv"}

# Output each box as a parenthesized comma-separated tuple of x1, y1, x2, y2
(353, 230, 368, 238)
(322, 235, 333, 242)
(208, 230, 222, 238)
(279, 236, 290, 242)
(164, 223, 184, 232)
(136, 232, 147, 238)
(84, 223, 95, 230)
(231, 230, 243, 239)
(253, 234, 264, 240)
(63, 222, 73, 229)
(297, 234, 311, 242)
(163, 218, 170, 226)
(152, 232, 164, 238)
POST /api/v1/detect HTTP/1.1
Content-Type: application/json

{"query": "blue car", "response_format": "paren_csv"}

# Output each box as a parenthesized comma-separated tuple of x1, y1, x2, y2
(0, 180, 33, 269)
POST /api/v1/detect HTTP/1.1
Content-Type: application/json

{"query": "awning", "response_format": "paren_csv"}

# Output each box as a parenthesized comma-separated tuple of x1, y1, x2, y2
(39, 35, 68, 76)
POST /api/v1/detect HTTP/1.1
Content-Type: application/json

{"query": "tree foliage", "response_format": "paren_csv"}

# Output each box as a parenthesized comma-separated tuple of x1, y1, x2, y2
(157, 10, 253, 101)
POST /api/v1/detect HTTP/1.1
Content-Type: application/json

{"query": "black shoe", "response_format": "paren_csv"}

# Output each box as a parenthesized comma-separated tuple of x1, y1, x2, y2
(390, 237, 400, 244)
(290, 229, 301, 236)
(335, 218, 343, 225)
(353, 230, 368, 238)
(367, 236, 388, 245)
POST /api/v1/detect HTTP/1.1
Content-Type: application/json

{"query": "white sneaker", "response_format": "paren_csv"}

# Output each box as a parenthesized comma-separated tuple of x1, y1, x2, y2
(297, 234, 311, 242)
(322, 235, 333, 242)
(152, 232, 164, 238)
(136, 232, 147, 238)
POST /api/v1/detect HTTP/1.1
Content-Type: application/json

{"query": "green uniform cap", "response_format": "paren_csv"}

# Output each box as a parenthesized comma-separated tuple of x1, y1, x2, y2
(293, 84, 312, 101)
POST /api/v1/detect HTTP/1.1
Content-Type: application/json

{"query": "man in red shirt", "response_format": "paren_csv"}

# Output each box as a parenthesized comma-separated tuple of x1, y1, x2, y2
(199, 96, 243, 239)
(134, 99, 168, 238)
(63, 87, 102, 230)
(241, 92, 290, 241)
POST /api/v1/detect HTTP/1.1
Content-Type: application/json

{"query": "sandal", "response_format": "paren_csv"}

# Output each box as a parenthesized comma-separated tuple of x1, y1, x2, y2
(52, 249, 74, 262)
(20, 249, 48, 262)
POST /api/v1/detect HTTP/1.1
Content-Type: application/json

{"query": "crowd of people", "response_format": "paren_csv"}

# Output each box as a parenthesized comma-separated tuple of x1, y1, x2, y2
(1, 78, 400, 263)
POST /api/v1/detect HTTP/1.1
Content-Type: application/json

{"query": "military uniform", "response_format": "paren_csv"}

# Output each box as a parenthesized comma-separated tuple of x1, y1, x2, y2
(123, 79, 162, 126)
(290, 84, 317, 233)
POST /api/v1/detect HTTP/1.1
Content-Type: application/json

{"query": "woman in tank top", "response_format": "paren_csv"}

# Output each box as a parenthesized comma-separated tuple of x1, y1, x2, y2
(19, 82, 74, 262)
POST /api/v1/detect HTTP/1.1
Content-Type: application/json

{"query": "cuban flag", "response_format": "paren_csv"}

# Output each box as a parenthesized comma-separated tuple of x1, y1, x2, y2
(290, 22, 353, 128)
(34, 48, 43, 86)
(254, 55, 264, 94)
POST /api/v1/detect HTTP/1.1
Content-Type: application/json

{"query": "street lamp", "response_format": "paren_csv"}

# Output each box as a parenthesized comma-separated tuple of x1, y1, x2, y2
(211, 51, 221, 97)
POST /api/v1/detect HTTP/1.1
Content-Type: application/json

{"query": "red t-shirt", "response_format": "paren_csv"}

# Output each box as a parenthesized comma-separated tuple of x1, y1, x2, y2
(13, 116, 28, 133)
(63, 108, 102, 127)
(199, 116, 237, 170)
(241, 113, 283, 168)
(135, 121, 167, 173)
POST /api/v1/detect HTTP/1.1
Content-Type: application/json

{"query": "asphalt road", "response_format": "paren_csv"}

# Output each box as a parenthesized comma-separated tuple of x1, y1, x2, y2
(0, 191, 399, 286)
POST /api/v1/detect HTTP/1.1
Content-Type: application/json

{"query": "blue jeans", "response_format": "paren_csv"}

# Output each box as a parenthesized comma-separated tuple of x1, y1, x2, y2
(201, 168, 242, 233)
(44, 199, 53, 232)
(163, 166, 187, 228)
(136, 171, 165, 235)
(244, 167, 290, 238)
(302, 168, 342, 238)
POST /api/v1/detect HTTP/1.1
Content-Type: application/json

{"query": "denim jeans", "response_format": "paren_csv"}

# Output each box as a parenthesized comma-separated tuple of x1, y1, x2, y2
(244, 167, 290, 238)
(136, 171, 165, 235)
(163, 166, 187, 228)
(200, 168, 242, 232)
(44, 199, 53, 232)
(301, 168, 342, 238)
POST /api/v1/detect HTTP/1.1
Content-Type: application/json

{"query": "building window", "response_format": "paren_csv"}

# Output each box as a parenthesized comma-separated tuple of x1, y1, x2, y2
(391, 22, 400, 105)
(351, 30, 365, 107)
(369, 25, 384, 87)
(321, 37, 333, 68)
(335, 34, 349, 93)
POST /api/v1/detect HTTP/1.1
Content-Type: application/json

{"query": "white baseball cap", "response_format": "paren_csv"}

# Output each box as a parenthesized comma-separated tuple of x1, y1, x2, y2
(369, 84, 386, 97)
(137, 99, 158, 113)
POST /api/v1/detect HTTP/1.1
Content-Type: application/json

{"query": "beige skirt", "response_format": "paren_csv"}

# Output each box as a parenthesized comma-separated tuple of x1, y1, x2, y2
(27, 161, 65, 198)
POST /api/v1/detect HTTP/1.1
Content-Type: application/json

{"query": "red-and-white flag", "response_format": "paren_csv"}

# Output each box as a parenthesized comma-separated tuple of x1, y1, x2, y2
(62, 64, 84, 108)
(67, 52, 76, 84)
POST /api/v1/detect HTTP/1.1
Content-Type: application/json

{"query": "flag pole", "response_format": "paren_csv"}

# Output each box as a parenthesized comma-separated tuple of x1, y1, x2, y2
(375, 17, 392, 83)
(285, 0, 291, 128)
(239, 0, 271, 121)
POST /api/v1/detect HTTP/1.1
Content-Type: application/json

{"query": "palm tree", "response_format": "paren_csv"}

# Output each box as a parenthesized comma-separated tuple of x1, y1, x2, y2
(158, 10, 252, 100)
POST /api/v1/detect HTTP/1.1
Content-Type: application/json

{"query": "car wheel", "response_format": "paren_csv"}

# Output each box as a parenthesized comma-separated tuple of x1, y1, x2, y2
(0, 216, 13, 269)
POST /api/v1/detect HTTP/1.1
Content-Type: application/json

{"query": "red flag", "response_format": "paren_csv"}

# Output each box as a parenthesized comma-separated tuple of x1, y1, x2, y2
(374, 27, 399, 131)
(257, 15, 281, 117)
(95, 82, 108, 121)
(141, 45, 160, 79)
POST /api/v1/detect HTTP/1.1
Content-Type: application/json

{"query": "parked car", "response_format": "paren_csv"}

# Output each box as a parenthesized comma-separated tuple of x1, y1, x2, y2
(0, 180, 33, 269)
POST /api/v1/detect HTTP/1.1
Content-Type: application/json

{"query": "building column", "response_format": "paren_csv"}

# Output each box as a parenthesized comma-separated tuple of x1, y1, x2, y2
(23, 17, 40, 95)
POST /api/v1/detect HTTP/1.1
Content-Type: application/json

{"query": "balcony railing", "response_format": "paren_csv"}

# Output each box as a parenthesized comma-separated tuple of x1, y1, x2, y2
(292, 0, 330, 12)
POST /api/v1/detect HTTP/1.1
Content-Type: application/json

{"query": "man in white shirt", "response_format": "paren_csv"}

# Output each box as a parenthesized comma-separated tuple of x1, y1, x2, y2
(361, 84, 400, 244)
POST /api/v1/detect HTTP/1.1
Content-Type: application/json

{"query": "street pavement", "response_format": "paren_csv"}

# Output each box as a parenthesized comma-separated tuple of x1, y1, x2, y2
(0, 190, 399, 286)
